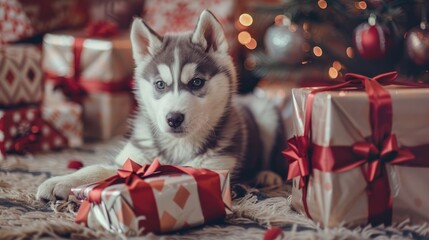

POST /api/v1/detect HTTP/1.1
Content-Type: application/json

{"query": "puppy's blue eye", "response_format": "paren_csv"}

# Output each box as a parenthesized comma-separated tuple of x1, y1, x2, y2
(155, 81, 166, 90)
(189, 78, 205, 90)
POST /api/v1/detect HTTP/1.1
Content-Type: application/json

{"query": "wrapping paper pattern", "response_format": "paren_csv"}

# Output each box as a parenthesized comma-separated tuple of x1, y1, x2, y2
(42, 30, 134, 140)
(0, 0, 34, 44)
(42, 101, 83, 148)
(0, 45, 43, 107)
(142, 0, 238, 54)
(72, 159, 232, 235)
(0, 107, 64, 160)
(289, 85, 429, 227)
(0, 0, 86, 44)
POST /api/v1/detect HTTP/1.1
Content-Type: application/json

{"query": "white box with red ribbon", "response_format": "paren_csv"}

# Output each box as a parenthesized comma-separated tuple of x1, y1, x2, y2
(284, 72, 429, 227)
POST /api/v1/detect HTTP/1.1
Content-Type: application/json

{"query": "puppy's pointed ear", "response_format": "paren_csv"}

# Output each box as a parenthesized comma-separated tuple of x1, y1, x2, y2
(130, 18, 162, 62)
(191, 10, 228, 53)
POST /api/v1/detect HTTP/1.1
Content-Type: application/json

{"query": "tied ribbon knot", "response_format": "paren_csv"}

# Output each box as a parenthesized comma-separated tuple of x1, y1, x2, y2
(88, 158, 163, 204)
(353, 134, 414, 183)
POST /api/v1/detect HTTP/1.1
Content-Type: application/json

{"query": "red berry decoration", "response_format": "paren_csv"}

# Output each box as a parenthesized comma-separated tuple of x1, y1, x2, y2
(68, 159, 84, 170)
(354, 14, 393, 60)
(405, 23, 429, 66)
(264, 227, 283, 240)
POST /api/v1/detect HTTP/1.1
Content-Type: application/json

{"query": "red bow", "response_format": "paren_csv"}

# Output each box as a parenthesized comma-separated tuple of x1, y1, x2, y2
(283, 136, 310, 188)
(88, 159, 163, 204)
(353, 134, 414, 183)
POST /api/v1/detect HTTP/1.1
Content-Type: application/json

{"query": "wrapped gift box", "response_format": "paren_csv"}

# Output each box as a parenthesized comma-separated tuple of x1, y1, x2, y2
(142, 0, 239, 56)
(285, 72, 429, 227)
(0, 0, 87, 44)
(0, 45, 43, 107)
(72, 159, 232, 235)
(42, 30, 134, 141)
(0, 102, 83, 160)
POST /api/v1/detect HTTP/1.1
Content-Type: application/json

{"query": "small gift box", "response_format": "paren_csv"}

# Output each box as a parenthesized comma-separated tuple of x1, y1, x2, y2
(72, 159, 232, 235)
(42, 29, 134, 141)
(0, 45, 43, 107)
(0, 0, 87, 44)
(0, 102, 83, 160)
(284, 72, 429, 227)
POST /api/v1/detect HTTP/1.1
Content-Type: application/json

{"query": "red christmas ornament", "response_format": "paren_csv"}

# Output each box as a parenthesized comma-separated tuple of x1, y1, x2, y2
(405, 23, 429, 66)
(354, 14, 393, 60)
(68, 159, 84, 170)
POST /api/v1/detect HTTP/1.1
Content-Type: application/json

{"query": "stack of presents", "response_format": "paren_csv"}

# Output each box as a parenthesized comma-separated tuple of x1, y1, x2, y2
(2, 0, 429, 236)
(0, 0, 237, 235)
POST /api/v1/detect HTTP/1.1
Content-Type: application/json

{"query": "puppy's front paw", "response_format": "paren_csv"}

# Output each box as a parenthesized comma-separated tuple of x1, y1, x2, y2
(36, 176, 75, 203)
(255, 170, 283, 187)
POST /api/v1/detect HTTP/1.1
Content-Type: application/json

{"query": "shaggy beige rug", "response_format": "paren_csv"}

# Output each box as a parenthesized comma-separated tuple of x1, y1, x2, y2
(1, 137, 428, 240)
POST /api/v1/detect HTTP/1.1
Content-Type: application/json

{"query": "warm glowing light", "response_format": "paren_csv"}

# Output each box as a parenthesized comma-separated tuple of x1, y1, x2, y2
(358, 1, 367, 9)
(245, 38, 257, 50)
(313, 46, 323, 57)
(346, 47, 354, 58)
(274, 15, 291, 26)
(329, 67, 338, 79)
(318, 0, 327, 9)
(302, 61, 309, 65)
(289, 24, 298, 32)
(333, 61, 342, 70)
(238, 31, 251, 45)
(303, 22, 309, 32)
(239, 13, 253, 27)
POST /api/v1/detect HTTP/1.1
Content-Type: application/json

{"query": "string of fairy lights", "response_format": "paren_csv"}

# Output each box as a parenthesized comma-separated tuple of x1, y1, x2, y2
(234, 0, 429, 81)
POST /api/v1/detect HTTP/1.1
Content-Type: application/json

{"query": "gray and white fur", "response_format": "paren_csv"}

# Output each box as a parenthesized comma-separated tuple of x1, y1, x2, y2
(37, 10, 286, 202)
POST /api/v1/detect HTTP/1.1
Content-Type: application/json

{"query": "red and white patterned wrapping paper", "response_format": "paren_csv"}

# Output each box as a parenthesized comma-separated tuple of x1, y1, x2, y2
(0, 0, 34, 44)
(0, 0, 87, 44)
(142, 0, 238, 55)
(42, 100, 83, 148)
(0, 102, 83, 160)
(0, 45, 43, 107)
(72, 159, 232, 235)
(42, 30, 134, 141)
(288, 85, 429, 227)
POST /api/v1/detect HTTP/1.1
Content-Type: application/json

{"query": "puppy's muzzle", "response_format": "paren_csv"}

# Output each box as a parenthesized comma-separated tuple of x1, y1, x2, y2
(166, 112, 185, 129)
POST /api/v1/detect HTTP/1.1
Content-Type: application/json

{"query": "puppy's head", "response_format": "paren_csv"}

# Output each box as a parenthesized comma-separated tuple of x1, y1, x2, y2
(131, 10, 236, 138)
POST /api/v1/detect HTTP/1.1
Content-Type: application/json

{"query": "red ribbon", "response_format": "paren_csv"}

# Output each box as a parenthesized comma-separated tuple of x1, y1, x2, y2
(85, 21, 119, 38)
(44, 32, 132, 103)
(283, 71, 428, 225)
(75, 159, 226, 234)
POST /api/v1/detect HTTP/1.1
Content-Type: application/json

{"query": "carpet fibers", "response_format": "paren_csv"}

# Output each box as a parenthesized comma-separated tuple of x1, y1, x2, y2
(1, 138, 428, 239)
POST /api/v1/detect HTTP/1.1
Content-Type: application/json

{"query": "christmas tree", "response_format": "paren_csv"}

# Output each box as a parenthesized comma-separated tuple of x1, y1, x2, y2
(235, 0, 429, 93)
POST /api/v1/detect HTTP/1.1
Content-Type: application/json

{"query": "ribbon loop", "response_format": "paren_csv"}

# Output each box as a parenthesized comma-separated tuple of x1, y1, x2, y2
(283, 136, 310, 188)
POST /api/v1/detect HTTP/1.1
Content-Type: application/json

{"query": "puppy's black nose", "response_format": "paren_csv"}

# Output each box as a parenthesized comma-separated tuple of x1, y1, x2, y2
(166, 112, 185, 129)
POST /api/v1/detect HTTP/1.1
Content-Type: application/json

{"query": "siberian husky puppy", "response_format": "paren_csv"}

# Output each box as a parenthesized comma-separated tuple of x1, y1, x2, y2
(37, 10, 286, 202)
